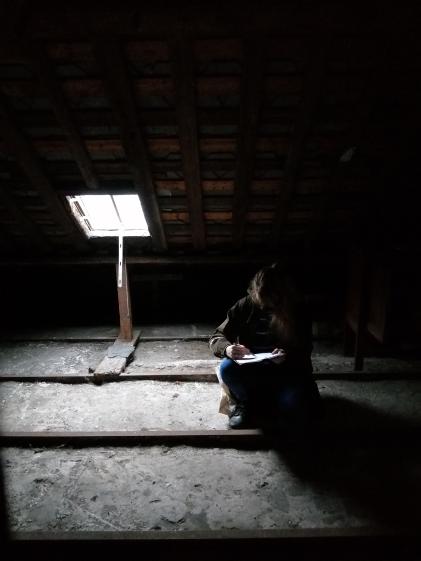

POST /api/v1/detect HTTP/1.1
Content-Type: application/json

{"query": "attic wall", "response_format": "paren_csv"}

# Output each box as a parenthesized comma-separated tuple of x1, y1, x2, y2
(0, 259, 347, 328)
(0, 1, 420, 356)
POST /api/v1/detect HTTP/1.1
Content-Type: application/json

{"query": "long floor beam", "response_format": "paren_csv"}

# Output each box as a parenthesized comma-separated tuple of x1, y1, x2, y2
(1, 427, 421, 448)
(5, 528, 421, 561)
(0, 370, 419, 383)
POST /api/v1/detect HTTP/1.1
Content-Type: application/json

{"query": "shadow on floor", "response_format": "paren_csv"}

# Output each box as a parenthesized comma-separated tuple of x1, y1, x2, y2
(263, 396, 421, 530)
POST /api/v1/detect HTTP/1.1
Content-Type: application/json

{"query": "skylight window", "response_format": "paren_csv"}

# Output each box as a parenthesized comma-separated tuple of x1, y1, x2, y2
(67, 194, 150, 238)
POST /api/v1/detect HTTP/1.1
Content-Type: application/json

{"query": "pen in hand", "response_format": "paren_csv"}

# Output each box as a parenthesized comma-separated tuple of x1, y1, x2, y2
(227, 336, 251, 360)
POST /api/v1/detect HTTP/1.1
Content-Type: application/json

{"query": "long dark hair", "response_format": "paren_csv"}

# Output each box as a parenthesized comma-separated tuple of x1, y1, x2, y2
(248, 263, 301, 343)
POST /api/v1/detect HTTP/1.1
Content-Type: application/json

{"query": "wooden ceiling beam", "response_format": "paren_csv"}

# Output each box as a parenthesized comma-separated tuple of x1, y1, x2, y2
(94, 41, 167, 252)
(0, 94, 87, 249)
(29, 43, 100, 190)
(271, 42, 326, 247)
(170, 37, 206, 250)
(4, 3, 416, 40)
(232, 41, 264, 249)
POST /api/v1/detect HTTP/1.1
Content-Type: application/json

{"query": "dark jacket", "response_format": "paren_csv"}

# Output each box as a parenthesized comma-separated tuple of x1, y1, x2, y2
(209, 295, 313, 375)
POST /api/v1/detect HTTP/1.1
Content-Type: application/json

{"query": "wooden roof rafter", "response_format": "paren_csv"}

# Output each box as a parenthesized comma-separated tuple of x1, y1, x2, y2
(308, 45, 389, 244)
(232, 40, 265, 250)
(270, 41, 327, 247)
(28, 42, 100, 191)
(94, 40, 167, 252)
(0, 93, 88, 251)
(169, 36, 206, 250)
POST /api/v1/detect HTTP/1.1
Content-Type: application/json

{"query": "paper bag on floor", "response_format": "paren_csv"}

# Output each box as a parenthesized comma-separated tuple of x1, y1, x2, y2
(215, 365, 236, 416)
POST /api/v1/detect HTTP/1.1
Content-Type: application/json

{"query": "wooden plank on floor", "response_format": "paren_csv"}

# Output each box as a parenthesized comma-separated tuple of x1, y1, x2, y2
(93, 330, 141, 377)
(93, 357, 127, 376)
(107, 340, 137, 359)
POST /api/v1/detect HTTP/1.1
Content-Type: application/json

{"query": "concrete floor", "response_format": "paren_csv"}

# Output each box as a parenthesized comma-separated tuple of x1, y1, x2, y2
(4, 443, 421, 533)
(1, 380, 421, 432)
(1, 338, 420, 376)
(1, 327, 421, 535)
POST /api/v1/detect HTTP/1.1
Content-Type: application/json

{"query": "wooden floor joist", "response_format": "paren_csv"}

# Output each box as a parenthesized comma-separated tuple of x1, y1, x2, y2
(6, 529, 421, 561)
(0, 370, 419, 383)
(1, 427, 420, 448)
(9, 526, 420, 541)
(5, 530, 421, 561)
(0, 429, 267, 448)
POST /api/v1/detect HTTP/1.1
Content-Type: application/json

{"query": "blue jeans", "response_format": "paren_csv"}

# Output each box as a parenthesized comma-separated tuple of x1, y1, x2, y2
(219, 357, 321, 424)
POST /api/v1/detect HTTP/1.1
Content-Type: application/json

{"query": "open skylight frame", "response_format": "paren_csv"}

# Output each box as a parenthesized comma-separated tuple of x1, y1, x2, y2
(66, 194, 150, 238)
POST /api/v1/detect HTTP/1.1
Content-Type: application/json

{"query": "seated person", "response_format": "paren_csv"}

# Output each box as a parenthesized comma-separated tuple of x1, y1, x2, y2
(209, 262, 321, 429)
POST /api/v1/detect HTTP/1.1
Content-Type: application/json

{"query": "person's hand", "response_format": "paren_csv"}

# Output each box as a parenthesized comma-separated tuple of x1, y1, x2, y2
(226, 344, 251, 360)
(271, 348, 286, 365)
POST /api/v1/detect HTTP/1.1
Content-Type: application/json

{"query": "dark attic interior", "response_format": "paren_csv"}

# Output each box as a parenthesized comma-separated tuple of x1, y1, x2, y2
(0, 1, 421, 559)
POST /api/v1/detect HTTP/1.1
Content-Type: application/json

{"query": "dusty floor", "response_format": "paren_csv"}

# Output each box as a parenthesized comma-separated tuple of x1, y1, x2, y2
(1, 380, 421, 432)
(1, 339, 420, 376)
(4, 443, 421, 533)
(1, 326, 421, 535)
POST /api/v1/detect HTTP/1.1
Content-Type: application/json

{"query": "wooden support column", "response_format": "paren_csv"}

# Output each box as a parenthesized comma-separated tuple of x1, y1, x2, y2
(116, 259, 132, 341)
(353, 248, 371, 371)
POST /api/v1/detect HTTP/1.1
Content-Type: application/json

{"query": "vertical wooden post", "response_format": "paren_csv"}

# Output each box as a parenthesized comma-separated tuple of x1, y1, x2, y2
(354, 249, 371, 371)
(116, 260, 133, 341)
(343, 322, 355, 357)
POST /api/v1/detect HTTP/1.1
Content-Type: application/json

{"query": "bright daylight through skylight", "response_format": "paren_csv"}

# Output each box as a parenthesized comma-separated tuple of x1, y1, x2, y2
(67, 194, 150, 237)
